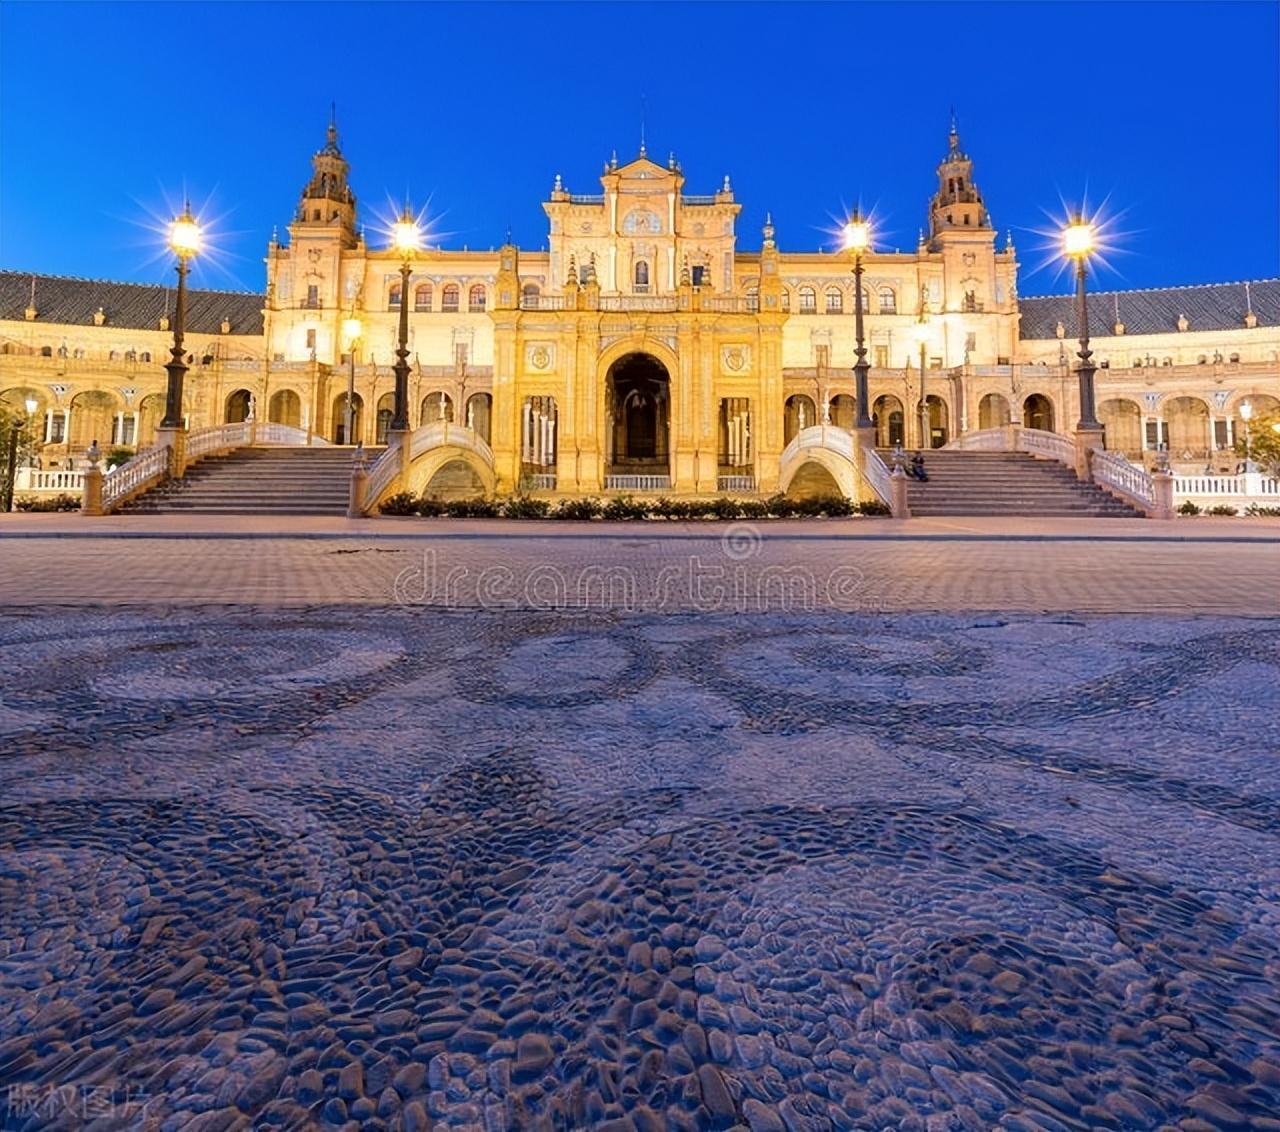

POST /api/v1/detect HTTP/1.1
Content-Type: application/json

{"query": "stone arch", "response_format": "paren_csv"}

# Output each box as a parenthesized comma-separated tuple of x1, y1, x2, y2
(421, 391, 454, 425)
(923, 394, 949, 448)
(829, 394, 857, 430)
(137, 393, 166, 448)
(1098, 398, 1142, 456)
(400, 445, 496, 502)
(872, 394, 905, 448)
(600, 344, 678, 476)
(268, 388, 302, 428)
(69, 389, 119, 451)
(466, 392, 492, 443)
(978, 392, 1011, 430)
(1164, 395, 1210, 458)
(376, 393, 395, 445)
(1022, 393, 1055, 432)
(333, 391, 363, 445)
(225, 388, 253, 424)
(784, 394, 818, 444)
(778, 447, 858, 500)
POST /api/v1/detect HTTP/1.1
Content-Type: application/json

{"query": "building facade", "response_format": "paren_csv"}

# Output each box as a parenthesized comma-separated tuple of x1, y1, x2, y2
(2, 121, 1277, 498)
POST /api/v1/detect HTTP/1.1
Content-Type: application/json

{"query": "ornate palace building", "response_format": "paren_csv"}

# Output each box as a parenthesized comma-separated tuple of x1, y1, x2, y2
(2, 120, 1278, 501)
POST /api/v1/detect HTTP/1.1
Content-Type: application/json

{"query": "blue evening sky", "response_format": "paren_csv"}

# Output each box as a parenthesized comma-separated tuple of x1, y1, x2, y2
(1, 1, 1276, 297)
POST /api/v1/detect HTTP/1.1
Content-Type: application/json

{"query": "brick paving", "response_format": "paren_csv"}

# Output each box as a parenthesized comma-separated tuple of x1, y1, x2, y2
(1, 516, 1278, 1129)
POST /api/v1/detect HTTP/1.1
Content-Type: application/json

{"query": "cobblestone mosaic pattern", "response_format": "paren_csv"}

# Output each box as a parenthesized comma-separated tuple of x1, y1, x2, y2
(1, 607, 1278, 1130)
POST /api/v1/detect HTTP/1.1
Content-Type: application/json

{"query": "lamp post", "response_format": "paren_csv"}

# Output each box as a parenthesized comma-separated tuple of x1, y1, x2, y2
(161, 204, 202, 430)
(390, 208, 421, 434)
(342, 314, 363, 444)
(3, 398, 36, 512)
(1239, 400, 1254, 472)
(1062, 215, 1101, 433)
(843, 213, 874, 435)
(912, 314, 930, 449)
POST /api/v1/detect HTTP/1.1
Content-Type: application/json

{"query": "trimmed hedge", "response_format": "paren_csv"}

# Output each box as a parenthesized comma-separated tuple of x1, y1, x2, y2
(15, 493, 81, 512)
(380, 492, 885, 520)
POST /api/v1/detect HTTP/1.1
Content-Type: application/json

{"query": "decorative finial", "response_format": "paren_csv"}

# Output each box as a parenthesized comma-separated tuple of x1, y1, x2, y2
(610, 150, 618, 171)
(762, 213, 775, 249)
(918, 227, 926, 246)
(680, 255, 691, 287)
(723, 175, 732, 193)
(553, 172, 563, 193)
(668, 151, 676, 171)
(639, 93, 646, 157)
(1005, 228, 1014, 250)
(505, 224, 513, 245)
(567, 254, 578, 286)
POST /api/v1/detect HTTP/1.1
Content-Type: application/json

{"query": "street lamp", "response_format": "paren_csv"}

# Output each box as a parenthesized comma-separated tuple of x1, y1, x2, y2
(843, 213, 875, 432)
(1239, 400, 1254, 471)
(3, 398, 36, 512)
(390, 208, 421, 434)
(1062, 215, 1101, 432)
(342, 314, 363, 444)
(911, 315, 930, 449)
(161, 203, 202, 429)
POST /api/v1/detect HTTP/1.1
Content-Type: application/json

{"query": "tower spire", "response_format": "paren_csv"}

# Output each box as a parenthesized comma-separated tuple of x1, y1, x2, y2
(639, 93, 646, 157)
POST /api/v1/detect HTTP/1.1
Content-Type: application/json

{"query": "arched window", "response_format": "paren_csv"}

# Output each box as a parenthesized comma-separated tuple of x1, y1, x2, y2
(1229, 352, 1240, 363)
(468, 285, 486, 312)
(40, 345, 52, 357)
(414, 284, 432, 312)
(634, 261, 650, 292)
(798, 287, 817, 313)
(878, 288, 897, 314)
(125, 349, 137, 362)
(388, 284, 402, 311)
(781, 290, 791, 312)
(825, 288, 843, 314)
(521, 282, 541, 308)
(140, 351, 151, 362)
(442, 284, 460, 312)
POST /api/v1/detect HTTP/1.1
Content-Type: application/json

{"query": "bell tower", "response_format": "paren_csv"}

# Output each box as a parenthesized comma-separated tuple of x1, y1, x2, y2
(295, 109, 357, 247)
(927, 116, 992, 246)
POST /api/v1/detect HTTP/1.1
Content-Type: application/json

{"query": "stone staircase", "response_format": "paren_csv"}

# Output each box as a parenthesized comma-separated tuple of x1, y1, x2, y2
(900, 450, 1142, 517)
(122, 447, 362, 515)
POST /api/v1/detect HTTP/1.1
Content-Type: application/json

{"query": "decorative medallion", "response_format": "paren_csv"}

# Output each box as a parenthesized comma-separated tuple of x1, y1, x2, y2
(528, 345, 553, 371)
(580, 223, 593, 234)
(722, 345, 749, 373)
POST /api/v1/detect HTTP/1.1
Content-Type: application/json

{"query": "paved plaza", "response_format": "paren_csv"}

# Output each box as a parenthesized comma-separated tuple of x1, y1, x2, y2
(1, 519, 1279, 1130)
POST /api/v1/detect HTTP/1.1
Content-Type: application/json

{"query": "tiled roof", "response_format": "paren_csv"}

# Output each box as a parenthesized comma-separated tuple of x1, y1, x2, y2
(1019, 279, 1279, 340)
(0, 271, 264, 336)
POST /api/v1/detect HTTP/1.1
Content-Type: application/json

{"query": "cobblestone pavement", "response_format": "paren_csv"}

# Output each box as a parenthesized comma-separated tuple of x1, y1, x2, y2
(1, 602, 1278, 1130)
(1, 519, 1279, 613)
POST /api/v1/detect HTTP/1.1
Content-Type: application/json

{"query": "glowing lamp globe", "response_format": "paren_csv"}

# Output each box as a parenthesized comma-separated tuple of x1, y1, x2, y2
(24, 397, 38, 416)
(1062, 219, 1094, 259)
(169, 210, 202, 258)
(911, 319, 931, 346)
(342, 317, 363, 344)
(843, 218, 871, 254)
(1240, 401, 1253, 422)
(393, 213, 421, 257)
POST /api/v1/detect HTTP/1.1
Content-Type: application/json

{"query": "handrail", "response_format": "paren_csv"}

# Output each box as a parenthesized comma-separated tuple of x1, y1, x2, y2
(946, 428, 1008, 451)
(779, 425, 857, 466)
(1017, 427, 1075, 466)
(255, 423, 330, 446)
(101, 445, 171, 511)
(860, 445, 892, 504)
(186, 422, 252, 462)
(16, 469, 85, 492)
(363, 441, 402, 506)
(1090, 447, 1154, 509)
(408, 421, 495, 466)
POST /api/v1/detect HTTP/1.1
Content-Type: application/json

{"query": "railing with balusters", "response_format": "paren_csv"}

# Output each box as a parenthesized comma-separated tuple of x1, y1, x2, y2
(1089, 448, 1155, 509)
(254, 423, 329, 447)
(15, 469, 85, 494)
(362, 441, 403, 508)
(526, 473, 558, 491)
(947, 428, 1008, 451)
(101, 444, 172, 511)
(717, 475, 756, 494)
(859, 445, 893, 505)
(185, 422, 252, 463)
(408, 421, 494, 466)
(1017, 428, 1076, 465)
(604, 475, 671, 492)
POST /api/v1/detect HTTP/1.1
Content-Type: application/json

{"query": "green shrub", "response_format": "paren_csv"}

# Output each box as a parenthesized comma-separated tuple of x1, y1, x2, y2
(1245, 503, 1280, 517)
(1177, 500, 1202, 515)
(1206, 504, 1238, 516)
(446, 498, 500, 518)
(708, 497, 742, 520)
(552, 497, 602, 521)
(857, 499, 892, 517)
(379, 492, 419, 516)
(765, 494, 797, 518)
(602, 495, 650, 521)
(105, 446, 135, 470)
(738, 499, 771, 520)
(502, 496, 551, 519)
(415, 497, 448, 517)
(15, 493, 80, 512)
(822, 496, 856, 517)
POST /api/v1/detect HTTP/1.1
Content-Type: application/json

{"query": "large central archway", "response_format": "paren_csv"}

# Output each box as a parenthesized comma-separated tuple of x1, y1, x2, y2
(606, 352, 670, 475)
